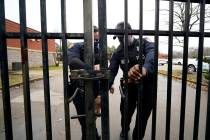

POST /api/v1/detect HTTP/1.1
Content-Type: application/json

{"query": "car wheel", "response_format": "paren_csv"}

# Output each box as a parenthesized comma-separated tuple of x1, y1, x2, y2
(188, 64, 196, 73)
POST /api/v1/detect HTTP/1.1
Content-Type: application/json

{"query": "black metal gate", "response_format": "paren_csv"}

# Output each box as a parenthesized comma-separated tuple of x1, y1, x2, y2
(1, 0, 210, 140)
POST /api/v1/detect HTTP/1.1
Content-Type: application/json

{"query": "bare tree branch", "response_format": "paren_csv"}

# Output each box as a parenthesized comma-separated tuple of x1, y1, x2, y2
(161, 2, 210, 47)
(174, 36, 184, 44)
(189, 14, 200, 30)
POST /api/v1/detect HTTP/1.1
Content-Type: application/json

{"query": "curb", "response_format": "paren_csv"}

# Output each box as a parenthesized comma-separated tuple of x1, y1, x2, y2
(1, 72, 208, 91)
(158, 72, 208, 91)
(0, 69, 61, 91)
(0, 77, 44, 90)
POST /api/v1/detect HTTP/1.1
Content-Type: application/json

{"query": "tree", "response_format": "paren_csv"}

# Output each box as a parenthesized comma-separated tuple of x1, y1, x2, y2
(55, 40, 73, 62)
(173, 50, 183, 58)
(107, 45, 116, 60)
(188, 47, 198, 58)
(188, 47, 210, 58)
(175, 3, 210, 46)
(162, 2, 210, 47)
(55, 42, 62, 66)
(55, 41, 62, 53)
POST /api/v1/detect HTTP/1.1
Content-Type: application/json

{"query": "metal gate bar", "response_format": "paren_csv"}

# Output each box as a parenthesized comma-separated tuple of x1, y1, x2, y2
(179, 1, 190, 140)
(152, 0, 160, 140)
(107, 29, 210, 37)
(205, 66, 210, 139)
(165, 0, 173, 140)
(40, 0, 53, 139)
(19, 0, 33, 139)
(137, 0, 144, 139)
(1, 0, 210, 140)
(193, 1, 206, 140)
(98, 0, 110, 139)
(0, 0, 13, 139)
(4, 30, 210, 39)
(83, 0, 97, 139)
(61, 0, 71, 140)
(123, 0, 129, 139)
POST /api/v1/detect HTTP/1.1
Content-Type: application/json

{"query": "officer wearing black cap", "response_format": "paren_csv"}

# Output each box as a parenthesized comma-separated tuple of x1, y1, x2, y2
(109, 22, 155, 140)
(68, 26, 101, 140)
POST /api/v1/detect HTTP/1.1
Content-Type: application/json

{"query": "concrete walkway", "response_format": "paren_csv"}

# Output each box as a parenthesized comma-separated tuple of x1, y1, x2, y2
(0, 69, 208, 140)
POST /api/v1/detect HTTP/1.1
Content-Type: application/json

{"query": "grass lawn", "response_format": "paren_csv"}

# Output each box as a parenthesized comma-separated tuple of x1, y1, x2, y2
(0, 66, 62, 88)
(0, 74, 22, 88)
(158, 70, 209, 86)
(30, 65, 63, 71)
(1, 66, 207, 89)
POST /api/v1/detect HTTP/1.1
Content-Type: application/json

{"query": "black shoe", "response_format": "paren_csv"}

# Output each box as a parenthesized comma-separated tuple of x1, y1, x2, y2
(97, 135, 101, 140)
(120, 130, 130, 140)
(81, 136, 100, 140)
(120, 131, 125, 140)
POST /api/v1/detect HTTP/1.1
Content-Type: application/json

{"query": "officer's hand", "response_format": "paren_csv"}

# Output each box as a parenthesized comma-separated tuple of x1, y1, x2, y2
(128, 64, 141, 80)
(109, 86, 114, 94)
(142, 67, 148, 77)
(122, 78, 134, 83)
(128, 78, 135, 83)
(94, 64, 100, 71)
(95, 96, 101, 115)
(128, 64, 147, 80)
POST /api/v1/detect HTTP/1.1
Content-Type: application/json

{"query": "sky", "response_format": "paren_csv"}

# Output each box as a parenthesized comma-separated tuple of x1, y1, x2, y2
(4, 0, 210, 54)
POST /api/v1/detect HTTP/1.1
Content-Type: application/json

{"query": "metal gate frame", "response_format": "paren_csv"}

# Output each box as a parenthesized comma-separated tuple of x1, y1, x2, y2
(1, 0, 210, 140)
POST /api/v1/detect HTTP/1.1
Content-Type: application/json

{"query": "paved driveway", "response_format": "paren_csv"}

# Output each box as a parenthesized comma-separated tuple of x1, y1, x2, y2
(0, 70, 208, 140)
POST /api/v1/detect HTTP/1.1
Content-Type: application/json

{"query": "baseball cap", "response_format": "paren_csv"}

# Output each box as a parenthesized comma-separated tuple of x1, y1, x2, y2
(113, 22, 132, 40)
(94, 26, 98, 32)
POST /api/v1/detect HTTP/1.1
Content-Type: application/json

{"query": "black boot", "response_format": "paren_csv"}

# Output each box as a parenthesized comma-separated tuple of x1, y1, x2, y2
(120, 131, 125, 140)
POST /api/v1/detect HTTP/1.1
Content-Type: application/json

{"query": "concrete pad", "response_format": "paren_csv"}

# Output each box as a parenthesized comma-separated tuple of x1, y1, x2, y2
(0, 70, 208, 140)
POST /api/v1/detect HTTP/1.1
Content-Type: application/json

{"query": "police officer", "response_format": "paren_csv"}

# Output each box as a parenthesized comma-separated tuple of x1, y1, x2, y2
(68, 26, 101, 140)
(109, 22, 155, 140)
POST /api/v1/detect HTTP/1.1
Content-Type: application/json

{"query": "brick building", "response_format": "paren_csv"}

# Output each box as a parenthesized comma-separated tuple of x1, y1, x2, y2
(6, 19, 56, 70)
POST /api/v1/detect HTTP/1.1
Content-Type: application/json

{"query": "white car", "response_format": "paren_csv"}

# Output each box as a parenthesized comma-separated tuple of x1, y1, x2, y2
(158, 59, 167, 66)
(173, 58, 183, 65)
(187, 58, 209, 73)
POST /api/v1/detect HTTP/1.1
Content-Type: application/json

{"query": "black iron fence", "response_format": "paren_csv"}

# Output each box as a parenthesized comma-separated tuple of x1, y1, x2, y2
(1, 0, 210, 140)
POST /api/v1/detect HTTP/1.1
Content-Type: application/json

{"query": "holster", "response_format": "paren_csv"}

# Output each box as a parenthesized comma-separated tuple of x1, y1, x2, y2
(119, 78, 126, 99)
(68, 79, 84, 98)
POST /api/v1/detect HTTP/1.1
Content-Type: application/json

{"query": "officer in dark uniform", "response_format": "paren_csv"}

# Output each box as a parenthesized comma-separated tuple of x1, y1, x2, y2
(67, 26, 101, 140)
(109, 22, 155, 140)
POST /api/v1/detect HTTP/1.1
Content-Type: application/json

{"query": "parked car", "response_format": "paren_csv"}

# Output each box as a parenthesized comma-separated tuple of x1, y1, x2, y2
(173, 58, 183, 65)
(158, 59, 167, 66)
(187, 58, 209, 73)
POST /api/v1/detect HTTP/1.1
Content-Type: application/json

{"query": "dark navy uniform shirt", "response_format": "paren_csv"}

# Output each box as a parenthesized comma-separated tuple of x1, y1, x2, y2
(67, 42, 100, 70)
(109, 38, 155, 88)
(67, 41, 101, 97)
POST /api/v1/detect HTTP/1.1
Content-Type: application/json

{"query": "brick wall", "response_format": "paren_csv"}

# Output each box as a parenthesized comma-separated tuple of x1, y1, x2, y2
(7, 47, 56, 70)
(6, 38, 56, 52)
(5, 19, 57, 70)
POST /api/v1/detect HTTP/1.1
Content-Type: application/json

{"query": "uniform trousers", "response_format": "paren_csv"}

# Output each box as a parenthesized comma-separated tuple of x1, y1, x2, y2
(120, 82, 154, 140)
